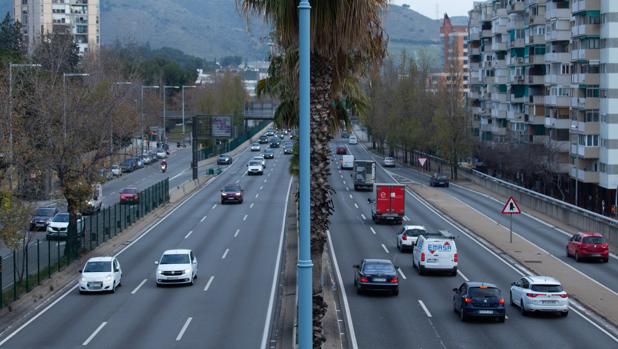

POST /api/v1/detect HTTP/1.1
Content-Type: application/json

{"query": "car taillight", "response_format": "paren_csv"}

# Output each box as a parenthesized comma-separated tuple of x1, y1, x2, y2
(559, 293, 568, 298)
(454, 253, 458, 263)
(359, 276, 369, 283)
(420, 252, 425, 262)
(526, 293, 539, 298)
(464, 297, 472, 303)
(499, 298, 505, 305)
(402, 235, 407, 241)
(389, 276, 398, 283)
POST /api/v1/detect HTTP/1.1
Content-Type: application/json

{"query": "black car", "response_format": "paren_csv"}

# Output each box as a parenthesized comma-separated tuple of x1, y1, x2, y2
(270, 141, 280, 148)
(452, 282, 506, 322)
(217, 154, 233, 165)
(284, 146, 293, 155)
(353, 259, 399, 296)
(120, 159, 136, 173)
(259, 135, 269, 144)
(31, 207, 59, 231)
(221, 184, 243, 204)
(341, 132, 350, 138)
(430, 173, 449, 187)
(263, 149, 275, 159)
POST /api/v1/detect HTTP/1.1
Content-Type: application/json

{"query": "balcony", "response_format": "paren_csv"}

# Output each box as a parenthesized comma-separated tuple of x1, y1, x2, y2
(510, 94, 526, 103)
(491, 93, 508, 103)
(545, 95, 570, 107)
(545, 117, 570, 129)
(495, 75, 508, 84)
(572, 0, 601, 15)
(526, 55, 545, 65)
(532, 135, 548, 144)
(528, 34, 546, 45)
(528, 75, 545, 85)
(491, 107, 508, 119)
(491, 125, 507, 136)
(546, 6, 571, 20)
(492, 41, 507, 51)
(508, 1, 526, 13)
(529, 14, 545, 26)
(548, 140, 571, 153)
(482, 29, 493, 38)
(571, 97, 600, 110)
(570, 120, 600, 134)
(509, 38, 525, 48)
(528, 95, 545, 105)
(545, 73, 571, 85)
(570, 167, 600, 183)
(545, 29, 570, 42)
(571, 48, 600, 62)
(510, 56, 526, 66)
(572, 24, 600, 37)
(529, 115, 545, 125)
(469, 31, 480, 41)
(571, 73, 599, 85)
(545, 52, 570, 63)
(512, 74, 526, 85)
(469, 47, 481, 55)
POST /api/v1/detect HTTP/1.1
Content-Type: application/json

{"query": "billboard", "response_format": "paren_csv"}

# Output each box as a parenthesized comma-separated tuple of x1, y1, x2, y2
(211, 116, 233, 138)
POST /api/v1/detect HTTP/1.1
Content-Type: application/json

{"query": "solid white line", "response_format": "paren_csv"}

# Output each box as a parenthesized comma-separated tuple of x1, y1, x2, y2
(381, 244, 389, 254)
(457, 270, 469, 282)
(403, 215, 410, 221)
(170, 169, 187, 181)
(234, 229, 240, 238)
(82, 322, 107, 346)
(250, 203, 255, 208)
(369, 227, 377, 235)
(349, 194, 353, 199)
(200, 215, 207, 223)
(130, 279, 148, 295)
(243, 214, 248, 221)
(235, 179, 240, 184)
(360, 214, 366, 220)
(176, 317, 192, 341)
(204, 276, 215, 291)
(221, 249, 229, 259)
(418, 300, 432, 318)
(260, 177, 293, 349)
(354, 203, 359, 209)
(397, 268, 407, 280)
(256, 193, 260, 198)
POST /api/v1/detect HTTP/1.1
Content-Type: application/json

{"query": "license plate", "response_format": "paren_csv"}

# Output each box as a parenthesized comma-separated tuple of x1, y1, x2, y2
(426, 259, 437, 263)
(478, 310, 493, 314)
(542, 300, 556, 304)
(373, 278, 386, 282)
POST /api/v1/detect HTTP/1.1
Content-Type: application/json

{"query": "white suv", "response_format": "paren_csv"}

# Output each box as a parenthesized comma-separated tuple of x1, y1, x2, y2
(79, 256, 122, 293)
(509, 276, 569, 317)
(247, 160, 264, 175)
(155, 249, 198, 286)
(396, 225, 427, 252)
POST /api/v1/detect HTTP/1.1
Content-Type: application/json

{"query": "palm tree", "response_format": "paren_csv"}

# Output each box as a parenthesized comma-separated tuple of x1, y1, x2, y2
(240, 1, 388, 345)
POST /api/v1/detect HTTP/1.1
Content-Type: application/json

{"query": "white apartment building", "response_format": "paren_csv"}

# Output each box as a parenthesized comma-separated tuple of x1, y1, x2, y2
(14, 0, 100, 55)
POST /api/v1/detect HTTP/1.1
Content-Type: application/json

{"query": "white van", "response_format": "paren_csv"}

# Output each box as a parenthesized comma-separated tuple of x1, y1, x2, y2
(348, 135, 358, 145)
(341, 155, 355, 170)
(412, 232, 458, 276)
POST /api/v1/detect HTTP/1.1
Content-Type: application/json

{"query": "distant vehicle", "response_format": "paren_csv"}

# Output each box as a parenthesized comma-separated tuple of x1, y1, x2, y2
(120, 158, 136, 173)
(383, 156, 396, 167)
(348, 135, 358, 145)
(336, 146, 347, 155)
(509, 276, 569, 317)
(284, 146, 293, 154)
(413, 232, 458, 276)
(265, 131, 274, 137)
(259, 135, 269, 144)
(396, 225, 427, 252)
(119, 187, 139, 204)
(353, 259, 399, 296)
(46, 213, 84, 240)
(453, 282, 506, 322)
(133, 157, 144, 168)
(270, 140, 280, 148)
(148, 150, 159, 162)
(247, 160, 264, 175)
(155, 249, 198, 286)
(341, 155, 354, 170)
(79, 256, 122, 294)
(221, 184, 243, 204)
(341, 131, 350, 138)
(252, 155, 266, 167)
(251, 142, 261, 152)
(566, 232, 609, 263)
(430, 173, 449, 187)
(370, 183, 405, 224)
(83, 183, 103, 215)
(352, 160, 375, 191)
(263, 149, 275, 159)
(278, 133, 285, 140)
(156, 149, 168, 159)
(111, 165, 122, 177)
(217, 154, 233, 165)
(142, 154, 153, 165)
(30, 206, 59, 231)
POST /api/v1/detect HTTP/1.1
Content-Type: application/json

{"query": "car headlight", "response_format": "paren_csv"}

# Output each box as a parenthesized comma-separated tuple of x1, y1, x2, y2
(105, 275, 112, 282)
(80, 278, 86, 283)
(157, 270, 163, 274)
(184, 269, 191, 274)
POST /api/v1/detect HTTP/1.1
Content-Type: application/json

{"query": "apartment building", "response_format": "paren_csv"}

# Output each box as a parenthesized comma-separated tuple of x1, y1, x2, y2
(14, 0, 100, 55)
(440, 14, 470, 92)
(468, 0, 618, 212)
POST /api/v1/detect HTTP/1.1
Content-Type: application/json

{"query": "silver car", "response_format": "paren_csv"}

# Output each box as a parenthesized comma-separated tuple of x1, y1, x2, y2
(383, 157, 396, 167)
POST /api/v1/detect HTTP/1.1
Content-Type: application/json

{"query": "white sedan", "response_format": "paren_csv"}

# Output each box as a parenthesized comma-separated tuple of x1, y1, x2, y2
(250, 143, 261, 151)
(79, 256, 122, 293)
(509, 276, 569, 317)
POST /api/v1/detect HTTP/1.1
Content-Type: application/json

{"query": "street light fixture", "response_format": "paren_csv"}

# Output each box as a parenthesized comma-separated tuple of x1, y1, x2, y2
(63, 72, 90, 140)
(141, 85, 160, 154)
(163, 85, 180, 143)
(181, 85, 197, 144)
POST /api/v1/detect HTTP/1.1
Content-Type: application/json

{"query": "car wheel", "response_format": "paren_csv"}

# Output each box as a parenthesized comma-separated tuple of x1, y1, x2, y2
(509, 291, 515, 306)
(520, 300, 527, 316)
(560, 311, 569, 318)
(603, 258, 609, 263)
(451, 268, 457, 277)
(392, 288, 399, 296)
(418, 265, 424, 275)
(459, 307, 467, 322)
(566, 247, 571, 258)
(575, 251, 580, 262)
(397, 240, 401, 251)
(498, 316, 505, 323)
(79, 290, 84, 295)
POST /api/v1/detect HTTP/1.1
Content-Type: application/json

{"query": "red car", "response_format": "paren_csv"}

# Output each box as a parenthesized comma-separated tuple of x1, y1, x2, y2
(566, 232, 609, 263)
(119, 187, 139, 204)
(336, 146, 347, 155)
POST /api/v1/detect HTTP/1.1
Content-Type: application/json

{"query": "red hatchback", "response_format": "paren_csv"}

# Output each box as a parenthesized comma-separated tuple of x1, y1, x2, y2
(119, 187, 139, 204)
(567, 232, 609, 263)
(336, 146, 347, 155)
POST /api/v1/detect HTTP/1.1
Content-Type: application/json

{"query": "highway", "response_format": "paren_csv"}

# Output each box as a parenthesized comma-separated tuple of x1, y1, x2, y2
(329, 139, 618, 349)
(0, 143, 293, 348)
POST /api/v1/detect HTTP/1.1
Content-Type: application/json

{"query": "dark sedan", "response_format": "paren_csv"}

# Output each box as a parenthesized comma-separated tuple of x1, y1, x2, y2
(263, 149, 275, 159)
(221, 184, 243, 204)
(270, 141, 280, 148)
(284, 146, 293, 155)
(336, 146, 347, 155)
(453, 282, 506, 322)
(353, 259, 399, 296)
(31, 207, 59, 231)
(217, 154, 233, 165)
(258, 135, 269, 144)
(430, 173, 449, 187)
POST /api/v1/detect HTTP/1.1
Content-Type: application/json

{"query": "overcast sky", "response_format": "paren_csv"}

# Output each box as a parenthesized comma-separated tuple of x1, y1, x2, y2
(390, 0, 476, 19)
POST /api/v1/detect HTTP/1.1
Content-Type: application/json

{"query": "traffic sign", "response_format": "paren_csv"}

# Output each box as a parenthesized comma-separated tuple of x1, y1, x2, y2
(418, 157, 427, 167)
(501, 196, 521, 215)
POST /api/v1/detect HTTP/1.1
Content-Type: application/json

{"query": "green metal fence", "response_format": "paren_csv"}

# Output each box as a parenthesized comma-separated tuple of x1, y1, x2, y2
(0, 178, 169, 309)
(197, 121, 271, 161)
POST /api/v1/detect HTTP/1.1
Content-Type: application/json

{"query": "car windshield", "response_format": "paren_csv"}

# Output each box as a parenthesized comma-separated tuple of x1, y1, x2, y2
(35, 208, 56, 217)
(252, 143, 259, 146)
(83, 261, 111, 273)
(160, 254, 190, 264)
(468, 287, 501, 297)
(265, 150, 273, 154)
(404, 228, 426, 237)
(385, 157, 393, 161)
(121, 188, 138, 194)
(582, 236, 605, 244)
(112, 165, 119, 169)
(437, 176, 447, 180)
(249, 161, 261, 166)
(223, 185, 240, 192)
(362, 262, 395, 274)
(218, 155, 228, 159)
(52, 213, 69, 222)
(531, 284, 563, 292)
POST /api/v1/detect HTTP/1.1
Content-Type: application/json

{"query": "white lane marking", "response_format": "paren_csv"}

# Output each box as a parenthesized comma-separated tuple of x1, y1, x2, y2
(418, 300, 432, 318)
(212, 204, 217, 210)
(343, 180, 346, 185)
(131, 279, 148, 295)
(200, 215, 207, 223)
(340, 174, 343, 178)
(346, 187, 350, 191)
(354, 203, 359, 209)
(457, 270, 469, 282)
(381, 244, 389, 254)
(234, 229, 240, 238)
(250, 203, 255, 208)
(170, 169, 187, 181)
(369, 227, 377, 235)
(82, 322, 107, 346)
(349, 194, 353, 199)
(221, 249, 229, 259)
(235, 179, 240, 184)
(260, 186, 263, 190)
(403, 215, 410, 221)
(260, 177, 293, 349)
(204, 276, 215, 292)
(184, 230, 193, 239)
(256, 193, 260, 198)
(264, 179, 267, 183)
(176, 317, 193, 341)
(360, 214, 366, 220)
(243, 214, 248, 221)
(397, 268, 407, 280)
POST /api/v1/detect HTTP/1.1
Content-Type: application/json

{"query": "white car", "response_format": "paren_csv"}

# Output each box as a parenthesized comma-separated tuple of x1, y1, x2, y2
(111, 165, 122, 176)
(250, 142, 261, 152)
(348, 135, 358, 145)
(155, 249, 198, 286)
(156, 149, 167, 159)
(79, 256, 122, 293)
(247, 160, 264, 175)
(383, 157, 396, 167)
(509, 276, 569, 317)
(252, 155, 266, 168)
(412, 233, 458, 276)
(46, 213, 84, 240)
(396, 225, 427, 252)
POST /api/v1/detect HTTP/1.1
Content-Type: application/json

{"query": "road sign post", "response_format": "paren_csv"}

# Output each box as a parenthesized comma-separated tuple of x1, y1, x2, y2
(418, 157, 427, 171)
(501, 196, 521, 243)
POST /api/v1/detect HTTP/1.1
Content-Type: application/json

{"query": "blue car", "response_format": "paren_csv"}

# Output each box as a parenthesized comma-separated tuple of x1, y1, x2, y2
(452, 281, 506, 322)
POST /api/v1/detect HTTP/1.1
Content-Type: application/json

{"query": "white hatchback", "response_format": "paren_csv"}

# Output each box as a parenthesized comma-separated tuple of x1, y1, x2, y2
(79, 256, 122, 293)
(155, 249, 198, 286)
(396, 225, 427, 252)
(509, 276, 569, 316)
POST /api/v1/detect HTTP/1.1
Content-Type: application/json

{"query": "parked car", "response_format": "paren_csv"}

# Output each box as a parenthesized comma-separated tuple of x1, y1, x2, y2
(156, 149, 168, 159)
(120, 159, 136, 173)
(251, 142, 261, 152)
(46, 213, 84, 240)
(509, 276, 569, 317)
(221, 184, 243, 204)
(31, 206, 59, 231)
(336, 146, 347, 155)
(111, 165, 122, 177)
(453, 282, 506, 322)
(155, 249, 198, 286)
(79, 256, 122, 294)
(566, 232, 609, 262)
(429, 173, 449, 187)
(83, 183, 103, 215)
(119, 187, 139, 204)
(383, 156, 396, 167)
(217, 154, 233, 165)
(353, 259, 399, 296)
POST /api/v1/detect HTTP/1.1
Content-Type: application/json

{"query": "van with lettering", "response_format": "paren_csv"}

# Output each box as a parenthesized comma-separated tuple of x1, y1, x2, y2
(412, 232, 458, 276)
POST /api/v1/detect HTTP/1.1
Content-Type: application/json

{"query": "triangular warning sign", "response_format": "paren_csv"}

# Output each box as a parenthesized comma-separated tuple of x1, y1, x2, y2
(501, 196, 521, 214)
(418, 157, 427, 167)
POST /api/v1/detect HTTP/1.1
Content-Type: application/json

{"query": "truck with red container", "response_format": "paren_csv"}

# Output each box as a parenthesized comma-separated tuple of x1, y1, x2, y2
(370, 183, 405, 224)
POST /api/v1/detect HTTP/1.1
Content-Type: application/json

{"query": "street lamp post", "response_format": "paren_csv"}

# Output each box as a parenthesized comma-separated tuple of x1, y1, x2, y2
(182, 85, 197, 145)
(141, 85, 160, 154)
(163, 85, 180, 143)
(297, 1, 312, 348)
(7, 63, 41, 189)
(110, 82, 132, 164)
(63, 73, 90, 140)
